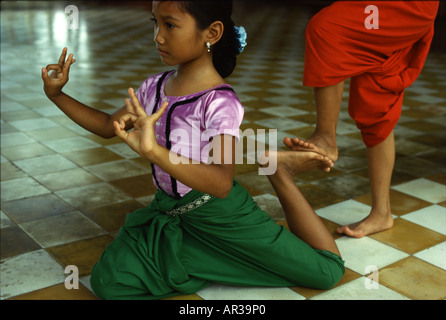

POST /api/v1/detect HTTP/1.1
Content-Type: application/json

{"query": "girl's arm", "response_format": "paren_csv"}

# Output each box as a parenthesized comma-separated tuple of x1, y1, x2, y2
(41, 48, 132, 138)
(151, 134, 235, 199)
(45, 92, 130, 139)
(114, 88, 235, 199)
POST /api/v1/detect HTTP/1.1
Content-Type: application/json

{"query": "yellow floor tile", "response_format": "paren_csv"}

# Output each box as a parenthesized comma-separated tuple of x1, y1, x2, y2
(369, 218, 446, 254)
(47, 235, 115, 277)
(379, 257, 446, 300)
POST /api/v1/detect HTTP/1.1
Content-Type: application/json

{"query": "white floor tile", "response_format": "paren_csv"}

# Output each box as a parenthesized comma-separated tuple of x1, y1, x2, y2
(19, 211, 106, 248)
(0, 250, 65, 300)
(80, 275, 97, 296)
(401, 205, 446, 235)
(392, 178, 446, 204)
(42, 136, 101, 153)
(0, 100, 27, 111)
(9, 118, 60, 132)
(335, 236, 409, 275)
(60, 122, 92, 136)
(86, 159, 150, 181)
(316, 200, 371, 226)
(13, 154, 78, 176)
(0, 177, 51, 202)
(4, 91, 45, 102)
(1, 132, 36, 148)
(414, 241, 446, 271)
(196, 284, 305, 300)
(33, 106, 66, 117)
(311, 277, 410, 300)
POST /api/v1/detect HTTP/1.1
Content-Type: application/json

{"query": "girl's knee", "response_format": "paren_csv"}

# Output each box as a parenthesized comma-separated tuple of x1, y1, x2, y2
(317, 269, 344, 290)
(316, 261, 345, 290)
(89, 263, 111, 300)
(89, 262, 124, 300)
(300, 251, 345, 290)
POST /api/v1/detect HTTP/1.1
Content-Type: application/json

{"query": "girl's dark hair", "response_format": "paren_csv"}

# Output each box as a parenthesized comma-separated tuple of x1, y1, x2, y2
(178, 0, 241, 78)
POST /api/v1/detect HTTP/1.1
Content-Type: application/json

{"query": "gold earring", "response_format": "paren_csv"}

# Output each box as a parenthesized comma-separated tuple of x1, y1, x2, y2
(206, 41, 211, 53)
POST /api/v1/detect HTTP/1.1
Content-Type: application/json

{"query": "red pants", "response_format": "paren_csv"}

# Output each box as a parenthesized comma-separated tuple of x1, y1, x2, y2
(303, 1, 439, 147)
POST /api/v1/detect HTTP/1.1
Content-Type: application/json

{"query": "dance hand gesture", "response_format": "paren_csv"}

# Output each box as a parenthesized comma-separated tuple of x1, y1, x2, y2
(114, 88, 168, 160)
(41, 47, 76, 99)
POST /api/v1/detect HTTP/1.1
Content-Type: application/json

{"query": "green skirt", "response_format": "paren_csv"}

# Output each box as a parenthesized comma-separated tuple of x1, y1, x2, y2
(90, 180, 344, 300)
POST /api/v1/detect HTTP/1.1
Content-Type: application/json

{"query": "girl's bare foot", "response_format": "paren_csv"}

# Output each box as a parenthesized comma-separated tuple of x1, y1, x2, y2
(336, 210, 394, 238)
(260, 150, 333, 177)
(283, 136, 338, 172)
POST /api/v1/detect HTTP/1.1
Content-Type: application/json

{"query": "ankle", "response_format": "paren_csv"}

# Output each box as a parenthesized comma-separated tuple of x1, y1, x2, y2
(312, 131, 336, 146)
(368, 208, 394, 226)
(370, 203, 392, 216)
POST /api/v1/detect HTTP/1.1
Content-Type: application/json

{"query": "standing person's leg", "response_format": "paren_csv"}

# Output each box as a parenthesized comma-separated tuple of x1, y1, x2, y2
(337, 131, 395, 237)
(292, 1, 438, 173)
(261, 151, 340, 255)
(284, 81, 344, 167)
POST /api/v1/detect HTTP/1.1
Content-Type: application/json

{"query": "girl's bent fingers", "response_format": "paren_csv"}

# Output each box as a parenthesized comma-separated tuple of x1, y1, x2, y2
(45, 64, 63, 73)
(113, 121, 128, 141)
(119, 113, 138, 126)
(41, 69, 50, 87)
(41, 67, 59, 84)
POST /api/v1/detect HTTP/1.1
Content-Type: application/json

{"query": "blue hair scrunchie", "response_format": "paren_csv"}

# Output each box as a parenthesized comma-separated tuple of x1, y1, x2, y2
(234, 26, 247, 54)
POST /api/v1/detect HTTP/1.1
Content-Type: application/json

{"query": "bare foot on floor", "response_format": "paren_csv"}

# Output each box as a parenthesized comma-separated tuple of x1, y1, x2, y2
(336, 211, 394, 238)
(283, 136, 338, 171)
(260, 150, 333, 177)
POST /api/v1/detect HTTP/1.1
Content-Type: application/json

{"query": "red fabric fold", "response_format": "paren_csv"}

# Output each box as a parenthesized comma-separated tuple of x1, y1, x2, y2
(303, 1, 439, 147)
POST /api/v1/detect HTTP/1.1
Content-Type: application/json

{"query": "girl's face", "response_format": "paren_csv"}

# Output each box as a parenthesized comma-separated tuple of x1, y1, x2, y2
(151, 1, 208, 66)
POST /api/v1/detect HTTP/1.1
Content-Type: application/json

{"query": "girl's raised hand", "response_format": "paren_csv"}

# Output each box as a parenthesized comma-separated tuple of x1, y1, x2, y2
(114, 88, 168, 160)
(41, 47, 76, 98)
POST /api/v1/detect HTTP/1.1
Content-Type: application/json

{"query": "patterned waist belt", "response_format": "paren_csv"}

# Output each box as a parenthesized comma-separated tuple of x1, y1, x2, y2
(165, 194, 213, 216)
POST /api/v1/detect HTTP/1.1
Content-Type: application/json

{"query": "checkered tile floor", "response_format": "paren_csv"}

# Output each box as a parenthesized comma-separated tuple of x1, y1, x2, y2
(1, 1, 445, 300)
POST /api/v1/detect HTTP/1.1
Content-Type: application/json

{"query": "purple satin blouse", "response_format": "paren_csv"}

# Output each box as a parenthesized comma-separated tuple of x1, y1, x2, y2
(136, 71, 244, 198)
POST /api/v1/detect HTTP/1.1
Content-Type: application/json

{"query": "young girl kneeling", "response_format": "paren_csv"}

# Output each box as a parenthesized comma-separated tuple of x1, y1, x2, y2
(41, 0, 344, 300)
